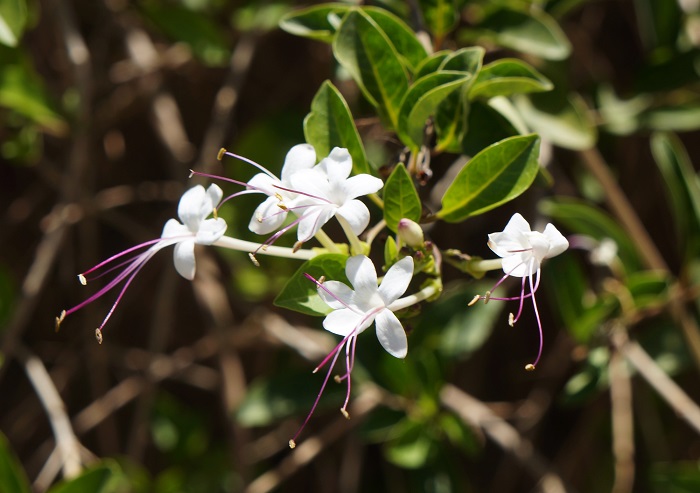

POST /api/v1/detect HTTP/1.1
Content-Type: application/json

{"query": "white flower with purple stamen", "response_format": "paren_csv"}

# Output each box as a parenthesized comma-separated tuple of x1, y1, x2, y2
(472, 213, 568, 370)
(289, 254, 414, 448)
(56, 184, 227, 341)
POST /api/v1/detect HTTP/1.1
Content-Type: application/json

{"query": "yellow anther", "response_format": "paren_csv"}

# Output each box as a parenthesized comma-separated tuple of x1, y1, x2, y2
(340, 408, 350, 419)
(468, 294, 480, 306)
(55, 310, 66, 332)
(78, 274, 87, 285)
(289, 440, 296, 449)
(95, 329, 103, 345)
(525, 364, 536, 372)
(484, 291, 491, 304)
(508, 313, 515, 326)
(217, 148, 227, 161)
(248, 253, 260, 267)
(334, 375, 342, 383)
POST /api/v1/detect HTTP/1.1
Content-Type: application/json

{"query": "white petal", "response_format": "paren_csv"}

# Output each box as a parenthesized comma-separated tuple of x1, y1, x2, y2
(248, 197, 288, 235)
(206, 184, 223, 208)
(526, 232, 551, 263)
(343, 174, 383, 200)
(248, 173, 280, 196)
(173, 240, 196, 280)
(346, 255, 378, 296)
(375, 309, 407, 358)
(502, 213, 532, 236)
(319, 148, 352, 186)
(280, 144, 317, 184)
(195, 217, 227, 245)
(289, 169, 331, 202)
(542, 223, 569, 258)
(318, 281, 355, 310)
(323, 308, 366, 336)
(161, 218, 190, 239)
(177, 185, 207, 231)
(378, 256, 414, 305)
(296, 206, 336, 242)
(336, 200, 370, 235)
(502, 252, 538, 277)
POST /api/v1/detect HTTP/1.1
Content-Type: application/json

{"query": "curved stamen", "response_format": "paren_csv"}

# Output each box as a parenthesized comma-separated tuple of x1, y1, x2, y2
(219, 149, 279, 181)
(273, 184, 333, 205)
(527, 265, 544, 371)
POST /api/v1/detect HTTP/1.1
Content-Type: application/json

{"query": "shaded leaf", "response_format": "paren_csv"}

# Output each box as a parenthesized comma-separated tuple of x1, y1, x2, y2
(0, 432, 30, 493)
(274, 254, 349, 316)
(279, 4, 346, 42)
(415, 50, 451, 79)
(438, 134, 540, 222)
(461, 101, 519, 156)
(469, 58, 552, 100)
(304, 80, 370, 175)
(418, 0, 458, 38)
(383, 163, 421, 232)
(48, 462, 124, 493)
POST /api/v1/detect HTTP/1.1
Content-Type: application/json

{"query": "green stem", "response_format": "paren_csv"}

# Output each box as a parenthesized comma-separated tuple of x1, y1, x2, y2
(214, 236, 316, 260)
(470, 259, 503, 273)
(387, 284, 439, 312)
(336, 216, 364, 256)
(314, 228, 341, 253)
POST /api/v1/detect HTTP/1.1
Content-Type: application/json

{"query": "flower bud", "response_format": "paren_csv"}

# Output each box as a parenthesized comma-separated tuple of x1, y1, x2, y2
(397, 218, 424, 248)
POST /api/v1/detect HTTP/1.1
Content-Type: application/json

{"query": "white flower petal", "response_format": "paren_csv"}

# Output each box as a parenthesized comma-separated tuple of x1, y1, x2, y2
(336, 200, 371, 235)
(323, 308, 365, 336)
(248, 197, 288, 235)
(161, 218, 190, 239)
(502, 252, 537, 277)
(342, 174, 383, 200)
(319, 147, 352, 186)
(346, 255, 378, 296)
(318, 281, 355, 310)
(173, 240, 196, 280)
(248, 173, 280, 196)
(205, 184, 223, 209)
(502, 213, 532, 237)
(280, 144, 317, 184)
(289, 168, 331, 201)
(488, 231, 526, 258)
(195, 217, 227, 245)
(375, 309, 408, 358)
(378, 256, 414, 305)
(542, 223, 569, 258)
(177, 185, 207, 231)
(296, 206, 335, 242)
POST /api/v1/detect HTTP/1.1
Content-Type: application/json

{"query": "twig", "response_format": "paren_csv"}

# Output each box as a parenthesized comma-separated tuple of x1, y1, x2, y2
(609, 330, 635, 493)
(440, 384, 572, 493)
(611, 328, 700, 436)
(243, 387, 382, 493)
(16, 344, 84, 480)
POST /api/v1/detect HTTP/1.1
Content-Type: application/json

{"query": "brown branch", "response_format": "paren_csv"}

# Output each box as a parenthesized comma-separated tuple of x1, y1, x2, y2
(609, 330, 635, 493)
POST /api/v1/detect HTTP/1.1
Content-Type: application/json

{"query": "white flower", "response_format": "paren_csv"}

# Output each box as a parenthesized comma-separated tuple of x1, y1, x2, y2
(289, 254, 414, 448)
(289, 148, 384, 242)
(246, 144, 317, 235)
(57, 184, 227, 339)
(488, 213, 569, 277)
(319, 255, 414, 358)
(161, 184, 227, 280)
(478, 213, 568, 371)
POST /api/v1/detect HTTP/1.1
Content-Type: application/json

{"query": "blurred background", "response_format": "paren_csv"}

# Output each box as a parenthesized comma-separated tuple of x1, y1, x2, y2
(1, 0, 700, 492)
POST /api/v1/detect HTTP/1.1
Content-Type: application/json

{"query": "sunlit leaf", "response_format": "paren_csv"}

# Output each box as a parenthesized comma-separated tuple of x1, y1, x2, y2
(0, 0, 27, 47)
(469, 58, 553, 100)
(383, 163, 421, 232)
(438, 134, 540, 222)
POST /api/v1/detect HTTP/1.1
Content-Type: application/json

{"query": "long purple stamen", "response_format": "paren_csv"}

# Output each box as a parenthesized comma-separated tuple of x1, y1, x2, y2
(219, 150, 279, 181)
(272, 184, 332, 205)
(527, 265, 544, 371)
(80, 238, 164, 278)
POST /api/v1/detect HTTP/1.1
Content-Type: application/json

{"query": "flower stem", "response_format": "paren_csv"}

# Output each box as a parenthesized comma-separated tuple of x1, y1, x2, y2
(314, 229, 341, 253)
(214, 236, 316, 260)
(470, 258, 503, 273)
(387, 283, 440, 312)
(336, 216, 364, 256)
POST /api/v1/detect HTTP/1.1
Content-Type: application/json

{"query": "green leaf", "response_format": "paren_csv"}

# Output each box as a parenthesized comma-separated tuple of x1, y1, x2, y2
(414, 50, 451, 79)
(469, 58, 553, 100)
(418, 0, 459, 37)
(48, 462, 124, 493)
(438, 134, 540, 222)
(0, 432, 30, 493)
(384, 418, 436, 469)
(333, 9, 409, 128)
(462, 5, 571, 60)
(141, 4, 230, 66)
(652, 461, 700, 493)
(539, 197, 644, 272)
(439, 46, 484, 75)
(304, 80, 370, 176)
(363, 7, 428, 72)
(274, 254, 349, 316)
(651, 132, 700, 253)
(642, 104, 700, 132)
(279, 4, 347, 42)
(383, 163, 421, 232)
(396, 71, 471, 150)
(0, 47, 66, 135)
(461, 101, 518, 156)
(514, 92, 597, 150)
(0, 0, 27, 47)
(384, 235, 399, 265)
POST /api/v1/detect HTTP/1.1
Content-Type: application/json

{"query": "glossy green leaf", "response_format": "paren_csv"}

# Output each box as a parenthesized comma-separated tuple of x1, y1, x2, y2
(304, 80, 370, 176)
(0, 0, 27, 47)
(439, 46, 484, 75)
(438, 134, 540, 222)
(397, 71, 471, 150)
(363, 7, 428, 72)
(384, 235, 399, 265)
(0, 433, 30, 493)
(415, 50, 451, 79)
(514, 92, 597, 150)
(461, 101, 519, 156)
(333, 9, 409, 128)
(279, 4, 346, 42)
(462, 6, 571, 60)
(469, 59, 553, 99)
(651, 132, 700, 258)
(539, 197, 644, 272)
(274, 254, 349, 316)
(48, 462, 124, 493)
(0, 47, 66, 135)
(418, 0, 458, 37)
(383, 163, 421, 232)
